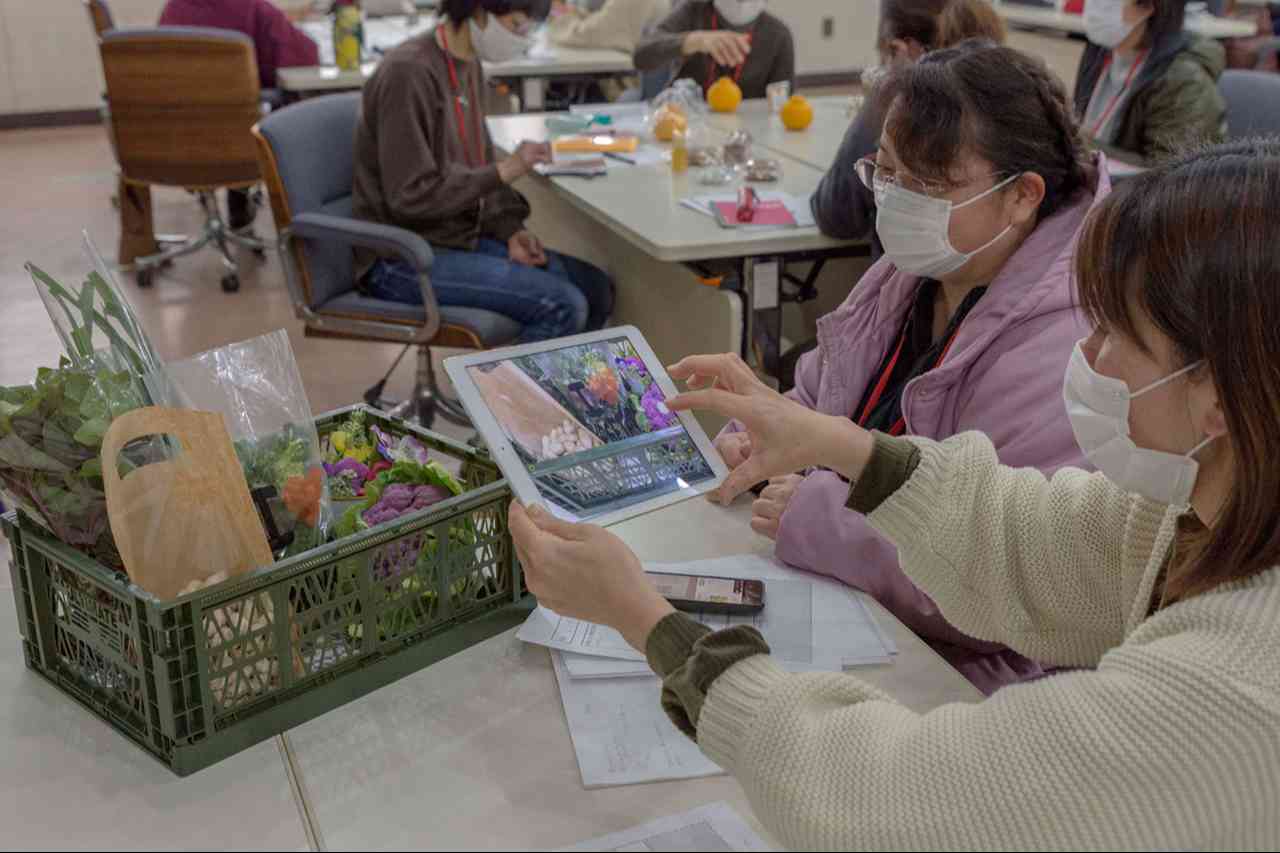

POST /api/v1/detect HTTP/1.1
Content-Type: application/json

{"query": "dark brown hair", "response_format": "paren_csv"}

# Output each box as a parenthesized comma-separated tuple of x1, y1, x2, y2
(879, 41, 1090, 220)
(878, 0, 1006, 54)
(1139, 0, 1188, 48)
(441, 0, 551, 22)
(1075, 138, 1280, 603)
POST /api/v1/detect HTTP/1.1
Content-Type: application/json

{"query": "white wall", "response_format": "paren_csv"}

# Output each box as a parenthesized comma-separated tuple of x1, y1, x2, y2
(771, 0, 880, 78)
(0, 0, 308, 116)
(0, 0, 881, 116)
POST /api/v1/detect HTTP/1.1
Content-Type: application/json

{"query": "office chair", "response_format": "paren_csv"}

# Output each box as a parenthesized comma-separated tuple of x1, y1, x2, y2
(85, 0, 114, 36)
(100, 27, 269, 292)
(252, 93, 522, 427)
(1220, 69, 1280, 138)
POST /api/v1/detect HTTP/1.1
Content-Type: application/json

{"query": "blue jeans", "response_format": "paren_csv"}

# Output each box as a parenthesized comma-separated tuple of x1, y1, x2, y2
(365, 238, 614, 343)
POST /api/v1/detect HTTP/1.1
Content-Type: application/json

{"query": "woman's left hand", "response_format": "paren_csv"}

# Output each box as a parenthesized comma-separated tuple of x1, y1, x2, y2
(509, 230, 548, 267)
(509, 502, 674, 651)
(751, 473, 803, 540)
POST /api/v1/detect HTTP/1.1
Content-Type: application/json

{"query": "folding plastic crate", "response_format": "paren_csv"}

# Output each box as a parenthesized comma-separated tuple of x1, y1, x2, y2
(3, 405, 529, 775)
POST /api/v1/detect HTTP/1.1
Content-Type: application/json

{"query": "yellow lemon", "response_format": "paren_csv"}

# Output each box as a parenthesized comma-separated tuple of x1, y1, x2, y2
(780, 95, 814, 131)
(707, 76, 743, 113)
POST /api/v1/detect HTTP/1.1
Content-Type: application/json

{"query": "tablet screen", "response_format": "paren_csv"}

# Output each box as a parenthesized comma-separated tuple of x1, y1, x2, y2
(465, 336, 718, 521)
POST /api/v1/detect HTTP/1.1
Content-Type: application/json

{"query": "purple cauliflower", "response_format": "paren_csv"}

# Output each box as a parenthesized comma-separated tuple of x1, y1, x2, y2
(641, 383, 677, 429)
(324, 458, 373, 497)
(361, 483, 453, 527)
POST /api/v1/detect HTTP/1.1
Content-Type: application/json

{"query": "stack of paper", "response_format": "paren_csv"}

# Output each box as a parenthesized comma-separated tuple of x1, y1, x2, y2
(519, 554, 896, 787)
(536, 156, 608, 178)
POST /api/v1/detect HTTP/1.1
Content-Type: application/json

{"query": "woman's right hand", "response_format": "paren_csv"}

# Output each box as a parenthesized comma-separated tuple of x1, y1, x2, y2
(682, 31, 752, 67)
(499, 141, 552, 183)
(668, 353, 875, 504)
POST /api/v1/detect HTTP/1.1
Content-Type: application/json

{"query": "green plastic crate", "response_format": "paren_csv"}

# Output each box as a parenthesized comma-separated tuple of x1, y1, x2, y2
(3, 405, 530, 776)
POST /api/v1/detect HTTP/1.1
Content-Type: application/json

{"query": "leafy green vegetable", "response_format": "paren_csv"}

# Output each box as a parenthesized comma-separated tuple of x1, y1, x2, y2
(0, 357, 155, 571)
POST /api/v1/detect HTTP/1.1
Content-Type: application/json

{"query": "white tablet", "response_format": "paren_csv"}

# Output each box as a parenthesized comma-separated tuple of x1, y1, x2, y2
(444, 327, 728, 527)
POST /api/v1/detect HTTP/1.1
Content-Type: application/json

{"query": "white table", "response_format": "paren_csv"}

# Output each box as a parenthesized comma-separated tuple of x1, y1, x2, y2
(277, 498, 983, 850)
(0, 497, 979, 848)
(706, 96, 861, 172)
(280, 14, 633, 109)
(995, 2, 1257, 38)
(487, 111, 866, 389)
(489, 113, 848, 264)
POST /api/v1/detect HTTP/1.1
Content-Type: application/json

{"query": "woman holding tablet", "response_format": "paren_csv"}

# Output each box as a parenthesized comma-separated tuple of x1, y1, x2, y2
(509, 139, 1280, 849)
(721, 41, 1105, 694)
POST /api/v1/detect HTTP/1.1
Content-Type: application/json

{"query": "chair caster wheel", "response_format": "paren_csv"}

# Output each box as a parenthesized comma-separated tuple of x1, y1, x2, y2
(221, 273, 241, 293)
(416, 397, 437, 429)
(136, 268, 155, 288)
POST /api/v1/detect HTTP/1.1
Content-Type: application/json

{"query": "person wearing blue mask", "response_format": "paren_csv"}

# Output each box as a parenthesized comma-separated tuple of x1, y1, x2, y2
(634, 0, 794, 99)
(507, 139, 1280, 849)
(1074, 0, 1226, 165)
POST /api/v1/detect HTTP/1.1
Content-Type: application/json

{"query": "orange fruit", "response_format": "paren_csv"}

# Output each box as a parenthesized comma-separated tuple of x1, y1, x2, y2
(780, 95, 814, 131)
(707, 76, 743, 113)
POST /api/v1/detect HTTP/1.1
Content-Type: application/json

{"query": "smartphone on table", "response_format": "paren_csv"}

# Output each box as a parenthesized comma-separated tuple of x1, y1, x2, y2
(647, 572, 765, 615)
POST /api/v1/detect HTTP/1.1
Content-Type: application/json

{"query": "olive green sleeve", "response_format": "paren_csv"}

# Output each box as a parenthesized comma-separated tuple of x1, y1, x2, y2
(846, 431, 922, 514)
(645, 612, 770, 738)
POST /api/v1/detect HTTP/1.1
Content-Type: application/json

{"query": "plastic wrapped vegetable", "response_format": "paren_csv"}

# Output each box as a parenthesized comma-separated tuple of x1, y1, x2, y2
(335, 459, 464, 538)
(144, 330, 330, 558)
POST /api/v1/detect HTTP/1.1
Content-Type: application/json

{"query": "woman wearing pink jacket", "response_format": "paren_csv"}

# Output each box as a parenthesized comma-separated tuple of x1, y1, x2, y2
(718, 41, 1111, 694)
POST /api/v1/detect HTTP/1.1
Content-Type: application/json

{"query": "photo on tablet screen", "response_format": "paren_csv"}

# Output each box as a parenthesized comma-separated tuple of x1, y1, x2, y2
(465, 337, 717, 521)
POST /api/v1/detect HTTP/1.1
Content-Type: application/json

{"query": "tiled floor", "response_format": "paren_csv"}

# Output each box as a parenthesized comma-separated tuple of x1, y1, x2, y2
(0, 125, 468, 429)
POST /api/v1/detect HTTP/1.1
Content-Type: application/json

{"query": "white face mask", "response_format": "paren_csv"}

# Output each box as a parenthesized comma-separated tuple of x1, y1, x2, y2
(1063, 340, 1215, 506)
(714, 0, 766, 27)
(874, 173, 1020, 279)
(469, 14, 533, 64)
(1085, 0, 1139, 49)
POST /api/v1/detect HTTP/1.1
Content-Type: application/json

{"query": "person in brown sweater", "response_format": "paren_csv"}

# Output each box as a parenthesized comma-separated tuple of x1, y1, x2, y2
(352, 0, 614, 341)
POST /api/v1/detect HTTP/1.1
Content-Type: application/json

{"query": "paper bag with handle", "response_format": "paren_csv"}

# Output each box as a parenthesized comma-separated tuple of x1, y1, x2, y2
(101, 406, 273, 600)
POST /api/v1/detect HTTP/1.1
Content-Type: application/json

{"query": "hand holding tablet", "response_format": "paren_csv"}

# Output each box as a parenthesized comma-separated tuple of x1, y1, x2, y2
(444, 327, 729, 527)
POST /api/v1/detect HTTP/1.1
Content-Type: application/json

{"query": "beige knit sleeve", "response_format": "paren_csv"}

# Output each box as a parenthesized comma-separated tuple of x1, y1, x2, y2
(867, 432, 1148, 668)
(695, 607, 1277, 850)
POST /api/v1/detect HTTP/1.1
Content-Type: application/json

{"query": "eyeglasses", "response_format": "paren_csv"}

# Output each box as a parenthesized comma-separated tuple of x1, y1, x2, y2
(855, 157, 1012, 200)
(855, 157, 946, 197)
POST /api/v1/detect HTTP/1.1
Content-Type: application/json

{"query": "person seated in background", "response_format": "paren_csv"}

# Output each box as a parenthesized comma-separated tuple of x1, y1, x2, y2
(719, 42, 1110, 695)
(352, 0, 614, 343)
(634, 0, 794, 100)
(1075, 0, 1226, 165)
(158, 0, 320, 230)
(811, 0, 1007, 249)
(548, 0, 670, 51)
(547, 0, 671, 101)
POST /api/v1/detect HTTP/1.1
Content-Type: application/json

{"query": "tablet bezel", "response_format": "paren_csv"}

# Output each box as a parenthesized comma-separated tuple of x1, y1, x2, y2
(444, 326, 728, 527)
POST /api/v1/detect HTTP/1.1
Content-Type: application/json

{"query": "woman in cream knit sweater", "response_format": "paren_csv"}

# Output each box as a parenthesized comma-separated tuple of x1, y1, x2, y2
(509, 139, 1280, 850)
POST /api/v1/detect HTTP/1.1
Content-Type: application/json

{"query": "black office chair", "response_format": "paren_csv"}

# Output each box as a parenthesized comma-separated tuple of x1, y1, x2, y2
(1220, 68, 1280, 138)
(253, 93, 522, 427)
